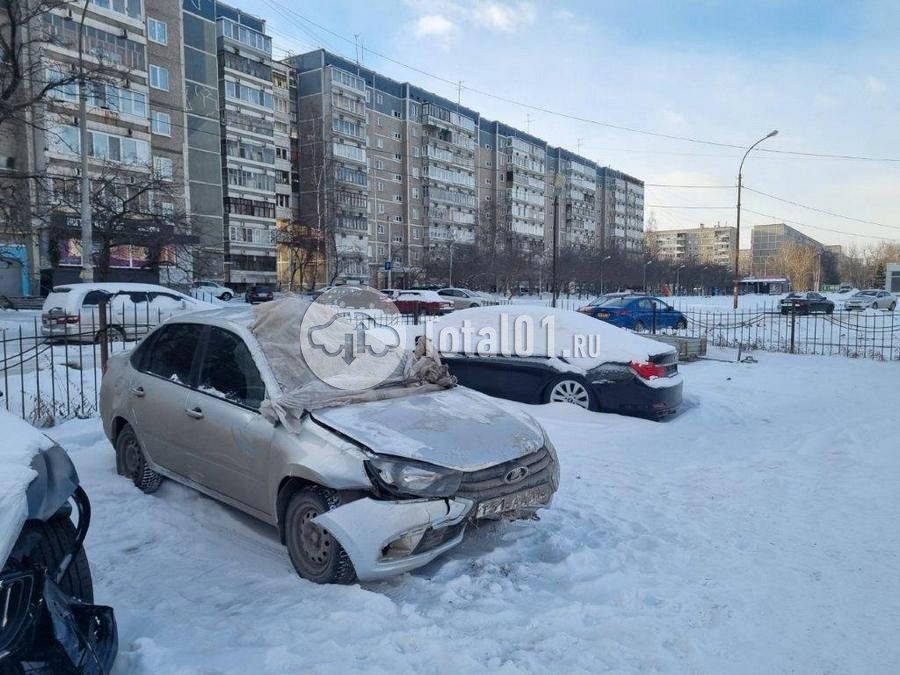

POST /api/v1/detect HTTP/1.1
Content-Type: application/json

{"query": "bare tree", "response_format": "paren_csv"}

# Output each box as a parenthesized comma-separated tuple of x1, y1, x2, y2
(45, 160, 198, 283)
(775, 241, 819, 290)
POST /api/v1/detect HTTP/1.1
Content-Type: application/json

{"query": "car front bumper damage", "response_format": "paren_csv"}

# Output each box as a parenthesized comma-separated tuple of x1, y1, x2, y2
(313, 497, 473, 581)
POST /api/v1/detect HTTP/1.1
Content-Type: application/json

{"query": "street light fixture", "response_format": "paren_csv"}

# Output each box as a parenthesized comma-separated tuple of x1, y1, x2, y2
(675, 263, 685, 295)
(599, 255, 612, 294)
(550, 172, 565, 308)
(733, 129, 778, 309)
(643, 259, 653, 291)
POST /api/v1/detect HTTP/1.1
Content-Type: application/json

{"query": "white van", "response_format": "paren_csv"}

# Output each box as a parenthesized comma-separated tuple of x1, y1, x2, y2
(41, 282, 211, 342)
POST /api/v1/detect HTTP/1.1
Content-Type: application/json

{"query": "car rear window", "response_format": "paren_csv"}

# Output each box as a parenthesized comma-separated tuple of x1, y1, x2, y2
(598, 297, 629, 308)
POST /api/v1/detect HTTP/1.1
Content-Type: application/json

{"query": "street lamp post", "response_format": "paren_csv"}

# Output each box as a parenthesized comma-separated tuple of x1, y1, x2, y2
(550, 173, 565, 308)
(599, 255, 611, 294)
(733, 129, 778, 308)
(643, 260, 653, 291)
(66, 3, 93, 281)
(675, 263, 685, 295)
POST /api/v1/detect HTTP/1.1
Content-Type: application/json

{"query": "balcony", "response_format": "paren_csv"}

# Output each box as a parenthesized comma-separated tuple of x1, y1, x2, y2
(421, 103, 476, 134)
(331, 94, 367, 118)
(329, 67, 367, 95)
(217, 18, 272, 55)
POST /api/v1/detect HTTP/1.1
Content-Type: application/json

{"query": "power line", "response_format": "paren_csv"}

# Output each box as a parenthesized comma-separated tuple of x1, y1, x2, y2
(742, 185, 900, 232)
(645, 183, 733, 188)
(262, 1, 900, 163)
(741, 208, 899, 242)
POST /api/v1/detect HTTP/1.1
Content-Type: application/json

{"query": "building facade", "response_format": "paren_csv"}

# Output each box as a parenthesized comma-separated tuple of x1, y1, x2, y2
(647, 224, 737, 267)
(751, 223, 825, 277)
(287, 49, 645, 286)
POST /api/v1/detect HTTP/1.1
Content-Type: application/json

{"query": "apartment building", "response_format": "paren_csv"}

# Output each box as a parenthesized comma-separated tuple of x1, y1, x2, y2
(287, 49, 646, 285)
(215, 2, 281, 288)
(751, 223, 825, 277)
(598, 167, 644, 252)
(0, 0, 205, 293)
(647, 224, 737, 267)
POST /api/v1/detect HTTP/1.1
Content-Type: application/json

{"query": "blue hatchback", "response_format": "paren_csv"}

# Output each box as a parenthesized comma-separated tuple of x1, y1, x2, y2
(577, 295, 687, 331)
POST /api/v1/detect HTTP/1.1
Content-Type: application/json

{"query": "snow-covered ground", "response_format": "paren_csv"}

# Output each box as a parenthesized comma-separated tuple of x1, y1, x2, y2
(32, 351, 900, 673)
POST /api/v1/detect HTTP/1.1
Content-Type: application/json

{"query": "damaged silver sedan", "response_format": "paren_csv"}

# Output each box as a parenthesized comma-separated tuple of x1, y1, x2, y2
(99, 297, 559, 583)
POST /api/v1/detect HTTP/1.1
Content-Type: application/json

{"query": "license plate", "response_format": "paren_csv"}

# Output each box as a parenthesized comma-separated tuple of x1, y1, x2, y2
(475, 484, 552, 518)
(598, 312, 610, 318)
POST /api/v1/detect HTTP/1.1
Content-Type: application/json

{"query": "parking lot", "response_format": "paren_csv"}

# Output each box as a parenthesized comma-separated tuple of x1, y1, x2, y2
(44, 350, 900, 673)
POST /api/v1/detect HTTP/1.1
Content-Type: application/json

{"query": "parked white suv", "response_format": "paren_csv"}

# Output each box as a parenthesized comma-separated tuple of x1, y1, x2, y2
(99, 298, 559, 583)
(192, 281, 236, 302)
(41, 282, 209, 342)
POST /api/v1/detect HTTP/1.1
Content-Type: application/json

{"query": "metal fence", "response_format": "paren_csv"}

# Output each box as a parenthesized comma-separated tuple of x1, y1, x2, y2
(670, 307, 900, 360)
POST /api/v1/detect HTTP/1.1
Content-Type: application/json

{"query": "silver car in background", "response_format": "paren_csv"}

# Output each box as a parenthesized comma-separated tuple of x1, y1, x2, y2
(436, 287, 501, 310)
(99, 303, 559, 584)
(843, 289, 896, 311)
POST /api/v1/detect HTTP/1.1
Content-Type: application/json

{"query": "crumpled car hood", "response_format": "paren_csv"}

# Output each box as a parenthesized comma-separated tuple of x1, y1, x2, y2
(311, 387, 544, 471)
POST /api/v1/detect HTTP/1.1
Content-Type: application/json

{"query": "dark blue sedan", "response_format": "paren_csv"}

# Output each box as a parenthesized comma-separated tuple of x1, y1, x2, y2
(577, 295, 687, 331)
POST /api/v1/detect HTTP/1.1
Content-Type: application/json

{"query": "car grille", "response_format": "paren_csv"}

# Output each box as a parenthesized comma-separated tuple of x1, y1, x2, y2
(0, 571, 35, 657)
(457, 446, 555, 503)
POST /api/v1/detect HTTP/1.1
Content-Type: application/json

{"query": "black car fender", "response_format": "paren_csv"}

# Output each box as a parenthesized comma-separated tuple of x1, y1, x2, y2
(26, 444, 80, 522)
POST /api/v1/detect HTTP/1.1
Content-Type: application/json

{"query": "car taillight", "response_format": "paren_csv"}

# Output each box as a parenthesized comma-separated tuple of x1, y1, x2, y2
(56, 315, 79, 324)
(629, 360, 667, 379)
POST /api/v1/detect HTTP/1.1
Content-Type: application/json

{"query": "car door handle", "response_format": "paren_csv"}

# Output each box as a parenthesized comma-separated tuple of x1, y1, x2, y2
(184, 406, 204, 419)
(129, 386, 145, 398)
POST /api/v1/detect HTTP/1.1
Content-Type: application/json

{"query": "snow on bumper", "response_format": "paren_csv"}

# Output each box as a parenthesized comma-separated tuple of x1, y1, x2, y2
(313, 497, 472, 581)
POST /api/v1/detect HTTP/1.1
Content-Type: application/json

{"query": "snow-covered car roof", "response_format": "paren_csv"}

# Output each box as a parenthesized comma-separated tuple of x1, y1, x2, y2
(432, 305, 674, 371)
(396, 290, 446, 302)
(0, 410, 54, 566)
(50, 282, 191, 294)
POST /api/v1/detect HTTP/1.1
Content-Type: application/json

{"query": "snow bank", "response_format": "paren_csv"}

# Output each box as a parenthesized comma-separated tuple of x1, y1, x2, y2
(0, 410, 53, 566)
(431, 305, 674, 371)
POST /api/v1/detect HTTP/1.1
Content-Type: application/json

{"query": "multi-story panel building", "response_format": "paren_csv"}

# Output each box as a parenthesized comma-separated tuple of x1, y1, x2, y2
(215, 2, 277, 287)
(181, 0, 226, 282)
(751, 223, 825, 277)
(286, 49, 645, 286)
(598, 167, 644, 252)
(647, 224, 737, 267)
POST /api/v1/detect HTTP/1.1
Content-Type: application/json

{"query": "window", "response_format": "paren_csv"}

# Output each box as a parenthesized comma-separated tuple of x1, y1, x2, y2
(153, 156, 174, 180)
(142, 323, 200, 385)
(413, 147, 420, 157)
(393, 132, 401, 140)
(148, 17, 168, 45)
(149, 64, 169, 91)
(392, 216, 402, 223)
(90, 0, 142, 20)
(376, 93, 383, 104)
(412, 168, 419, 179)
(393, 194, 402, 202)
(392, 110, 401, 118)
(376, 159, 384, 170)
(376, 138, 384, 149)
(412, 207, 419, 219)
(151, 111, 171, 136)
(276, 194, 290, 207)
(198, 328, 266, 409)
(412, 188, 419, 198)
(394, 153, 402, 161)
(394, 173, 402, 182)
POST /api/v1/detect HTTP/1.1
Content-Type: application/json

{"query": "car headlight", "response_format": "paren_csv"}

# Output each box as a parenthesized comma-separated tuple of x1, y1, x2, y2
(366, 456, 462, 498)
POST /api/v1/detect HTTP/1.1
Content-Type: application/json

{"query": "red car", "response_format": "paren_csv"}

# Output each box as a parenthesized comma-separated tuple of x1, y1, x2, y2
(391, 290, 454, 315)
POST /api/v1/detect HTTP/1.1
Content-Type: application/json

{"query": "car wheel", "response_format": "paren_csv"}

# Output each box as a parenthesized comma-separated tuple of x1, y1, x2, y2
(633, 320, 646, 332)
(545, 377, 595, 410)
(116, 424, 163, 494)
(890, 302, 896, 312)
(469, 303, 480, 308)
(96, 324, 126, 344)
(675, 317, 687, 329)
(220, 292, 233, 302)
(285, 487, 356, 585)
(826, 307, 834, 315)
(9, 516, 93, 603)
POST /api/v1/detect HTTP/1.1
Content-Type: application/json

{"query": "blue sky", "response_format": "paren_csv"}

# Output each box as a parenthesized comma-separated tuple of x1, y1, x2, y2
(241, 0, 899, 250)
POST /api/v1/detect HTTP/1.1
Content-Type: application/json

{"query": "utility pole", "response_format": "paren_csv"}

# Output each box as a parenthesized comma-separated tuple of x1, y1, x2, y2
(551, 173, 564, 307)
(599, 255, 611, 294)
(73, 2, 93, 281)
(733, 129, 778, 308)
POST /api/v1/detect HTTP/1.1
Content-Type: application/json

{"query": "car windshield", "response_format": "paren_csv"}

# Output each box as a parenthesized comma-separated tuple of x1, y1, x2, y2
(855, 291, 876, 297)
(255, 286, 273, 292)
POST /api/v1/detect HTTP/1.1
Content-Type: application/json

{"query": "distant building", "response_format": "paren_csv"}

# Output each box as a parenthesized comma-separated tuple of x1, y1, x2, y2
(750, 223, 825, 277)
(646, 224, 736, 267)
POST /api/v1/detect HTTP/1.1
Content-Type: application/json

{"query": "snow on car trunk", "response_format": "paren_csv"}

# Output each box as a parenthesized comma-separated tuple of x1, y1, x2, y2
(431, 304, 676, 372)
(0, 410, 53, 565)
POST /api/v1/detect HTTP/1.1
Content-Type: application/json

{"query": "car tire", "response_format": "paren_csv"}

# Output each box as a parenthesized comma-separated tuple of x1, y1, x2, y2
(544, 376, 596, 411)
(890, 303, 896, 312)
(96, 324, 126, 344)
(675, 317, 687, 329)
(826, 307, 834, 315)
(633, 320, 646, 332)
(284, 487, 357, 585)
(116, 424, 163, 494)
(469, 303, 480, 308)
(220, 292, 233, 302)
(10, 517, 93, 603)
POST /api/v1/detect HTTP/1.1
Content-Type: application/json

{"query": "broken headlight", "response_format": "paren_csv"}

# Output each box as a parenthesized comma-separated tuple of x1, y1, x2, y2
(366, 456, 462, 498)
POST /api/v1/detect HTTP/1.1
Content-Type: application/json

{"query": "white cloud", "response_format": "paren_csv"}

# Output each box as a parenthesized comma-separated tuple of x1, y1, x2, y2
(413, 14, 456, 39)
(865, 76, 887, 95)
(478, 2, 536, 32)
